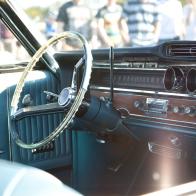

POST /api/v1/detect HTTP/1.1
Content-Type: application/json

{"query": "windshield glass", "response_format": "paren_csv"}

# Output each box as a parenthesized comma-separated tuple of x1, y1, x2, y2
(17, 0, 195, 47)
(0, 0, 194, 65)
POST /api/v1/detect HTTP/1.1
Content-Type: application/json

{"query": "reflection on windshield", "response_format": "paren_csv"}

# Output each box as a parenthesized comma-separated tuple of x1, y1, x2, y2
(0, 0, 196, 62)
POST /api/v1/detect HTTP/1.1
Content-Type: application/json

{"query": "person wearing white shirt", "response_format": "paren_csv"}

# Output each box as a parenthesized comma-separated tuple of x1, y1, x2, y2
(158, 0, 184, 43)
(183, 0, 196, 40)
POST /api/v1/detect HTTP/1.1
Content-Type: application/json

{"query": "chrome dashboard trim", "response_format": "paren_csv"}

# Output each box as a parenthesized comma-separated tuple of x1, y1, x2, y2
(93, 61, 159, 69)
(117, 106, 196, 127)
(93, 67, 164, 71)
(90, 86, 196, 98)
(124, 113, 196, 127)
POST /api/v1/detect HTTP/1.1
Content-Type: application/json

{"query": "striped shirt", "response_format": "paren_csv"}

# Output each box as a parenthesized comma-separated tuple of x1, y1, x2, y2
(123, 0, 160, 46)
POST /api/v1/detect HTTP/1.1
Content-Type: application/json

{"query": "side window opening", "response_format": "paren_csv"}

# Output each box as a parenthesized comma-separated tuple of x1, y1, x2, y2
(0, 20, 30, 65)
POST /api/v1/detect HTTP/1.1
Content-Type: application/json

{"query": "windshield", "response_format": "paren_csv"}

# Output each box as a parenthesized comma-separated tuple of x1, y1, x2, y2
(0, 0, 195, 65)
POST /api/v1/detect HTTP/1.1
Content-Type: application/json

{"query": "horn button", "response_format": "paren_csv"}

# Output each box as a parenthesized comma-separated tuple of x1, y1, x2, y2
(58, 88, 75, 107)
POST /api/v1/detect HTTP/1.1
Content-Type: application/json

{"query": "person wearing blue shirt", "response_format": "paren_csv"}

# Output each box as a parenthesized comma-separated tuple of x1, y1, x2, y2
(123, 0, 160, 47)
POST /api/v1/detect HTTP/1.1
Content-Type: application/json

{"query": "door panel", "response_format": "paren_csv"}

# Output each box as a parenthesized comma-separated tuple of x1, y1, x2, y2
(0, 70, 72, 170)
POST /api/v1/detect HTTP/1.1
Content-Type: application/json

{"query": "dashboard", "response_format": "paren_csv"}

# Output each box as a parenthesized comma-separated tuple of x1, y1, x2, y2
(88, 42, 196, 159)
(91, 63, 195, 127)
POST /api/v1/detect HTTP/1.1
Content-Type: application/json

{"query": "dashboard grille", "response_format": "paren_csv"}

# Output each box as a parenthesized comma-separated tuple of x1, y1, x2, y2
(91, 68, 165, 90)
(166, 44, 196, 57)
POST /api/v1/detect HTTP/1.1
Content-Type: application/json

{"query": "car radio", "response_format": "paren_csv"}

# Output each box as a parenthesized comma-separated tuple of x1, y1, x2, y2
(146, 98, 168, 114)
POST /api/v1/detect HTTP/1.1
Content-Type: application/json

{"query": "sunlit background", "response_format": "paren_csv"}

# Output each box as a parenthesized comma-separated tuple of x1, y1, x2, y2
(0, 0, 193, 64)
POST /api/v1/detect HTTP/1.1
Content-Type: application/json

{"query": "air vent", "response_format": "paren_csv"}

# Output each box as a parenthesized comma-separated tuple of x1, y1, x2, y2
(148, 142, 182, 159)
(166, 44, 196, 57)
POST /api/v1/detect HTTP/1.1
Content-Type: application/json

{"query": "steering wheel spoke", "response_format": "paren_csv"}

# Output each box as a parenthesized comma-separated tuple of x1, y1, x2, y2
(11, 102, 69, 120)
(71, 56, 85, 90)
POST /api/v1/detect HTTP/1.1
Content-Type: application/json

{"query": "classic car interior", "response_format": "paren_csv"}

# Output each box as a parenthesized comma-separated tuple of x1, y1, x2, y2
(0, 0, 195, 195)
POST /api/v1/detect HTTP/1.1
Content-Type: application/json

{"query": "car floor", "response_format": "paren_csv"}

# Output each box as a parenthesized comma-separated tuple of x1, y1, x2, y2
(128, 151, 196, 195)
(81, 146, 196, 196)
(50, 132, 196, 196)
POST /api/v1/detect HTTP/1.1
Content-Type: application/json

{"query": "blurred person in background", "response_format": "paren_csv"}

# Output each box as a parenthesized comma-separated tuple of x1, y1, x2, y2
(0, 21, 29, 62)
(0, 21, 16, 53)
(56, 0, 93, 48)
(45, 13, 58, 39)
(123, 0, 160, 47)
(96, 0, 129, 48)
(183, 0, 196, 40)
(158, 0, 184, 43)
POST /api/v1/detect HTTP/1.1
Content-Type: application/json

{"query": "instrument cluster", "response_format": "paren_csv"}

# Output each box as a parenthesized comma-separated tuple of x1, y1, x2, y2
(164, 66, 196, 94)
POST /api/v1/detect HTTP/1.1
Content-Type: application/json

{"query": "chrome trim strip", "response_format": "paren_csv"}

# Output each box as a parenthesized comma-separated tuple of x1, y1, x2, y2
(93, 61, 159, 69)
(92, 66, 164, 71)
(124, 113, 196, 127)
(114, 68, 164, 71)
(90, 86, 196, 98)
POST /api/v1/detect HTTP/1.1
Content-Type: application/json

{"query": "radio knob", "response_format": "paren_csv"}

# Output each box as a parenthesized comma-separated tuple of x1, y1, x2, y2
(173, 106, 180, 114)
(184, 106, 195, 116)
(133, 100, 142, 109)
(172, 106, 184, 114)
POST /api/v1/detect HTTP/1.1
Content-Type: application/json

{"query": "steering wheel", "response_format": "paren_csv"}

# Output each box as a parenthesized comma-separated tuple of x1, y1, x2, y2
(10, 31, 93, 149)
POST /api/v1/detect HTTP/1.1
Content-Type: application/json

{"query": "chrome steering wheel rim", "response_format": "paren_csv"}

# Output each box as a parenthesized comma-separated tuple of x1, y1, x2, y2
(10, 31, 93, 149)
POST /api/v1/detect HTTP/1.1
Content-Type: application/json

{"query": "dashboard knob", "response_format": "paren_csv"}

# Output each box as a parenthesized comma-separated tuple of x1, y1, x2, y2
(134, 100, 142, 109)
(184, 106, 195, 116)
(169, 136, 181, 147)
(173, 106, 180, 114)
(172, 106, 184, 114)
